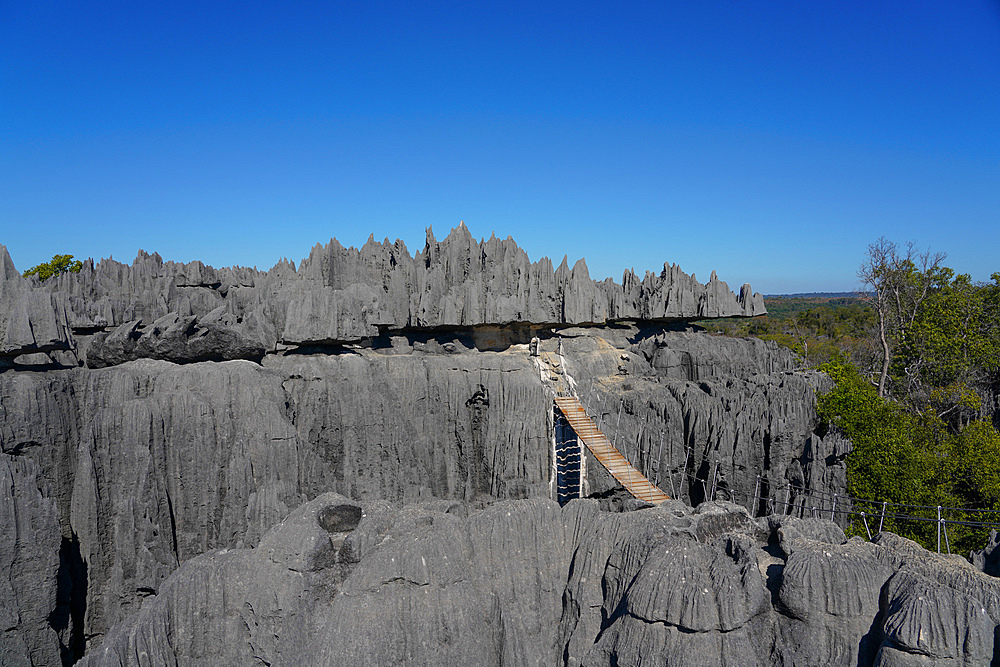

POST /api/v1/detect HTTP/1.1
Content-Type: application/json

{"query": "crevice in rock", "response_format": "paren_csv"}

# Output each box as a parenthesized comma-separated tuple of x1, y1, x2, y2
(689, 456, 710, 506)
(627, 610, 751, 635)
(70, 326, 113, 335)
(466, 386, 490, 500)
(381, 577, 429, 588)
(280, 320, 712, 359)
(165, 486, 180, 562)
(276, 344, 360, 357)
(49, 532, 87, 666)
(764, 560, 786, 615)
(858, 603, 885, 666)
(5, 440, 42, 456)
(2, 356, 80, 373)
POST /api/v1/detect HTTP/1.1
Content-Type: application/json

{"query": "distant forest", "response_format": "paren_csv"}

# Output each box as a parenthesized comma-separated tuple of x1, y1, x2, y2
(764, 291, 861, 299)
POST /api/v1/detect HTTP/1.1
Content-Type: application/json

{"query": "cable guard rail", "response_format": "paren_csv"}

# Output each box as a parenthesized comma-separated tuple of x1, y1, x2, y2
(675, 466, 1000, 555)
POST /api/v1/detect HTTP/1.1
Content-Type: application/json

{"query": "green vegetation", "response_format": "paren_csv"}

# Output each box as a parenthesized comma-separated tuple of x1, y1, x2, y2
(705, 240, 1000, 554)
(817, 359, 1000, 553)
(23, 254, 83, 281)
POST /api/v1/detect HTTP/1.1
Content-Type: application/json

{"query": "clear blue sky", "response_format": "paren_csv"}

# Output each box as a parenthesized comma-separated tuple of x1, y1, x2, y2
(2, 1, 998, 293)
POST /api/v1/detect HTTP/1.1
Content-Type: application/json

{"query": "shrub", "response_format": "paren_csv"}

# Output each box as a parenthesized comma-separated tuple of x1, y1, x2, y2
(23, 254, 83, 281)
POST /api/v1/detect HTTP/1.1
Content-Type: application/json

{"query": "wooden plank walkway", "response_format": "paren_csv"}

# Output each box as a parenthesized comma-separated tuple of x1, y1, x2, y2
(554, 395, 670, 505)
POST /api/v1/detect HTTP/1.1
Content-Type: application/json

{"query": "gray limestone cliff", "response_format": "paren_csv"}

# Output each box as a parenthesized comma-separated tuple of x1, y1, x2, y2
(1, 454, 64, 666)
(0, 229, 930, 666)
(0, 325, 852, 661)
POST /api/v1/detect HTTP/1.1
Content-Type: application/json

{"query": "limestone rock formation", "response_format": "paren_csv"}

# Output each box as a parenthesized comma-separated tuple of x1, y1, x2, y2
(2, 225, 764, 370)
(0, 248, 74, 365)
(1, 230, 887, 666)
(85, 309, 266, 368)
(554, 326, 851, 516)
(971, 529, 1000, 577)
(76, 497, 1000, 667)
(0, 326, 851, 657)
(1, 454, 64, 666)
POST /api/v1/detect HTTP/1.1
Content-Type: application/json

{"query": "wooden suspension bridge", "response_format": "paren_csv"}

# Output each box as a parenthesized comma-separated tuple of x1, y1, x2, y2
(539, 346, 670, 505)
(554, 394, 670, 505)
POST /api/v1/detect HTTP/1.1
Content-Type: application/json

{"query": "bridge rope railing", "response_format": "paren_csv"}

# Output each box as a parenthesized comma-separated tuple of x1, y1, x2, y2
(553, 409, 584, 505)
(564, 373, 1000, 555)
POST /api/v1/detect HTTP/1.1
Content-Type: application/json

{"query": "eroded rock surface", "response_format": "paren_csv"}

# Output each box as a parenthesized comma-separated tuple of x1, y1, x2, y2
(1, 225, 764, 370)
(74, 498, 1000, 667)
(0, 323, 851, 656)
(3, 231, 879, 666)
(1, 454, 63, 666)
(0, 249, 75, 365)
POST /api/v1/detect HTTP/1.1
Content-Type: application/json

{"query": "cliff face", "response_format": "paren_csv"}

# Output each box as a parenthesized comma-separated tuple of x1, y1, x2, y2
(1, 454, 63, 665)
(2, 331, 845, 652)
(1, 230, 869, 665)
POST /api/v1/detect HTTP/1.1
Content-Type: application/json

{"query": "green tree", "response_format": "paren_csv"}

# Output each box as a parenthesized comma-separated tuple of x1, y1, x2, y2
(857, 238, 947, 398)
(23, 254, 83, 281)
(818, 360, 926, 504)
(898, 272, 1000, 418)
(818, 359, 1000, 554)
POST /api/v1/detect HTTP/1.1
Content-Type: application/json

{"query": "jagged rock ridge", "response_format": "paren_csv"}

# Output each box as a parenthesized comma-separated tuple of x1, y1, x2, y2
(0, 224, 764, 368)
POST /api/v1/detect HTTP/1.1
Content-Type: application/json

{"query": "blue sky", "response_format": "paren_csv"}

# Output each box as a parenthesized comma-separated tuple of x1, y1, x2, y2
(2, 1, 998, 293)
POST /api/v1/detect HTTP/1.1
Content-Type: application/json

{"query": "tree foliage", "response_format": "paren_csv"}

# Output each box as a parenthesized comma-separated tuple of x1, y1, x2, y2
(809, 243, 1000, 554)
(897, 271, 1000, 419)
(853, 243, 999, 433)
(23, 254, 83, 281)
(704, 239, 1000, 555)
(700, 297, 874, 369)
(818, 359, 1000, 554)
